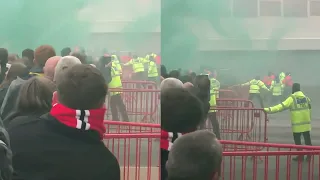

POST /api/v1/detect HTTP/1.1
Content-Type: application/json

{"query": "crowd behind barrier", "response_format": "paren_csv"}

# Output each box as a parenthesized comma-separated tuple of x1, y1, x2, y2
(0, 44, 318, 180)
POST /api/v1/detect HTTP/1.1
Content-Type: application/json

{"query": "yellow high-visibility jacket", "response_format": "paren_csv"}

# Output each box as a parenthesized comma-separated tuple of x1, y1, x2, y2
(242, 79, 269, 94)
(264, 91, 311, 133)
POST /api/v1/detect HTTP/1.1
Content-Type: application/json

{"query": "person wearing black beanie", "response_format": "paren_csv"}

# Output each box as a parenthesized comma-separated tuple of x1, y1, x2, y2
(264, 83, 312, 161)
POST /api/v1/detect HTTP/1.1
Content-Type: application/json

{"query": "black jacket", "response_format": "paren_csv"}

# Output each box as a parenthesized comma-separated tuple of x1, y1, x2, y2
(8, 113, 120, 180)
(96, 62, 112, 84)
(0, 83, 10, 108)
(0, 117, 12, 180)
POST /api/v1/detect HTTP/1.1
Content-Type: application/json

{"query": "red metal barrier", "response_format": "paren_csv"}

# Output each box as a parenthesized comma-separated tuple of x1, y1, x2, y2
(104, 120, 160, 134)
(221, 140, 320, 180)
(106, 89, 160, 123)
(206, 108, 268, 147)
(217, 98, 255, 108)
(122, 81, 158, 90)
(104, 133, 160, 180)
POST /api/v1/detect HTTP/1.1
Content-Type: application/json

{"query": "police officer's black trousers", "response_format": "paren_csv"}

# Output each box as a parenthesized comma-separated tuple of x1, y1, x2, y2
(248, 93, 264, 108)
(293, 131, 312, 146)
(110, 94, 129, 122)
(208, 112, 221, 140)
(133, 72, 145, 88)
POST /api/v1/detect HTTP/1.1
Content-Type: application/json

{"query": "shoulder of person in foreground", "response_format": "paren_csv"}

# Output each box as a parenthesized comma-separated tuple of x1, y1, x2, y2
(167, 130, 222, 180)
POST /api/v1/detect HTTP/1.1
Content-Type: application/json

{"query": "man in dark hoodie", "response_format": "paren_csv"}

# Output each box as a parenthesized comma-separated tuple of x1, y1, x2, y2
(9, 64, 120, 180)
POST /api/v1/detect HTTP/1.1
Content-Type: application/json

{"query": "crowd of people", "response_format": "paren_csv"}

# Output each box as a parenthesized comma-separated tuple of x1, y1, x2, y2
(160, 66, 223, 180)
(0, 45, 151, 180)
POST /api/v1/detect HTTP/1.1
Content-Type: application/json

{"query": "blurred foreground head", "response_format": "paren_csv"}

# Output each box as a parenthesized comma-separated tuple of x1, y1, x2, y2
(56, 64, 107, 110)
(34, 45, 56, 67)
(44, 56, 61, 81)
(53, 56, 81, 83)
(161, 87, 204, 133)
(18, 77, 56, 114)
(167, 130, 222, 180)
(160, 78, 183, 91)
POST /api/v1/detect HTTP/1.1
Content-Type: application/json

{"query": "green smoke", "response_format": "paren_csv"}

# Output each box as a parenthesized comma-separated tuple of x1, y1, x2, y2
(161, 0, 297, 70)
(0, 0, 99, 53)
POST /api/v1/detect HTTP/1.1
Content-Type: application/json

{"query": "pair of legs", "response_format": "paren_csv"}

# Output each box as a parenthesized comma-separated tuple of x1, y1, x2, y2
(293, 131, 312, 146)
(199, 112, 221, 140)
(208, 112, 221, 140)
(110, 94, 129, 122)
(292, 131, 312, 161)
(248, 93, 264, 108)
(133, 72, 145, 88)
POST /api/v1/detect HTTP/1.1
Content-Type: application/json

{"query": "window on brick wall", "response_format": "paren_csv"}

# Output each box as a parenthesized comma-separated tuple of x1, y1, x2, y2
(310, 0, 320, 16)
(233, 0, 258, 17)
(259, 0, 282, 16)
(283, 0, 308, 17)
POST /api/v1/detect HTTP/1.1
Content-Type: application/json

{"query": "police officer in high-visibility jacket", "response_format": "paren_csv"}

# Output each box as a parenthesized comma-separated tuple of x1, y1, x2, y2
(204, 69, 220, 98)
(264, 83, 312, 161)
(241, 76, 269, 108)
(146, 55, 159, 83)
(109, 63, 129, 122)
(210, 77, 220, 98)
(209, 81, 221, 139)
(269, 76, 284, 105)
(279, 71, 286, 82)
(124, 55, 145, 81)
(111, 55, 122, 75)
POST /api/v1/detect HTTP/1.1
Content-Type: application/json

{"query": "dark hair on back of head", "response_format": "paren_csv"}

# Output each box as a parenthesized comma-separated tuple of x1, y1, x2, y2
(61, 47, 71, 57)
(57, 64, 108, 109)
(3, 63, 29, 84)
(0, 48, 8, 66)
(169, 70, 180, 79)
(161, 87, 204, 133)
(18, 77, 56, 113)
(22, 49, 34, 61)
(70, 51, 87, 64)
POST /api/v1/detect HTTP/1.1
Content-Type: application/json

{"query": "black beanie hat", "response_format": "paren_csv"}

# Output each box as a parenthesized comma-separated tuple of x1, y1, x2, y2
(292, 83, 300, 94)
